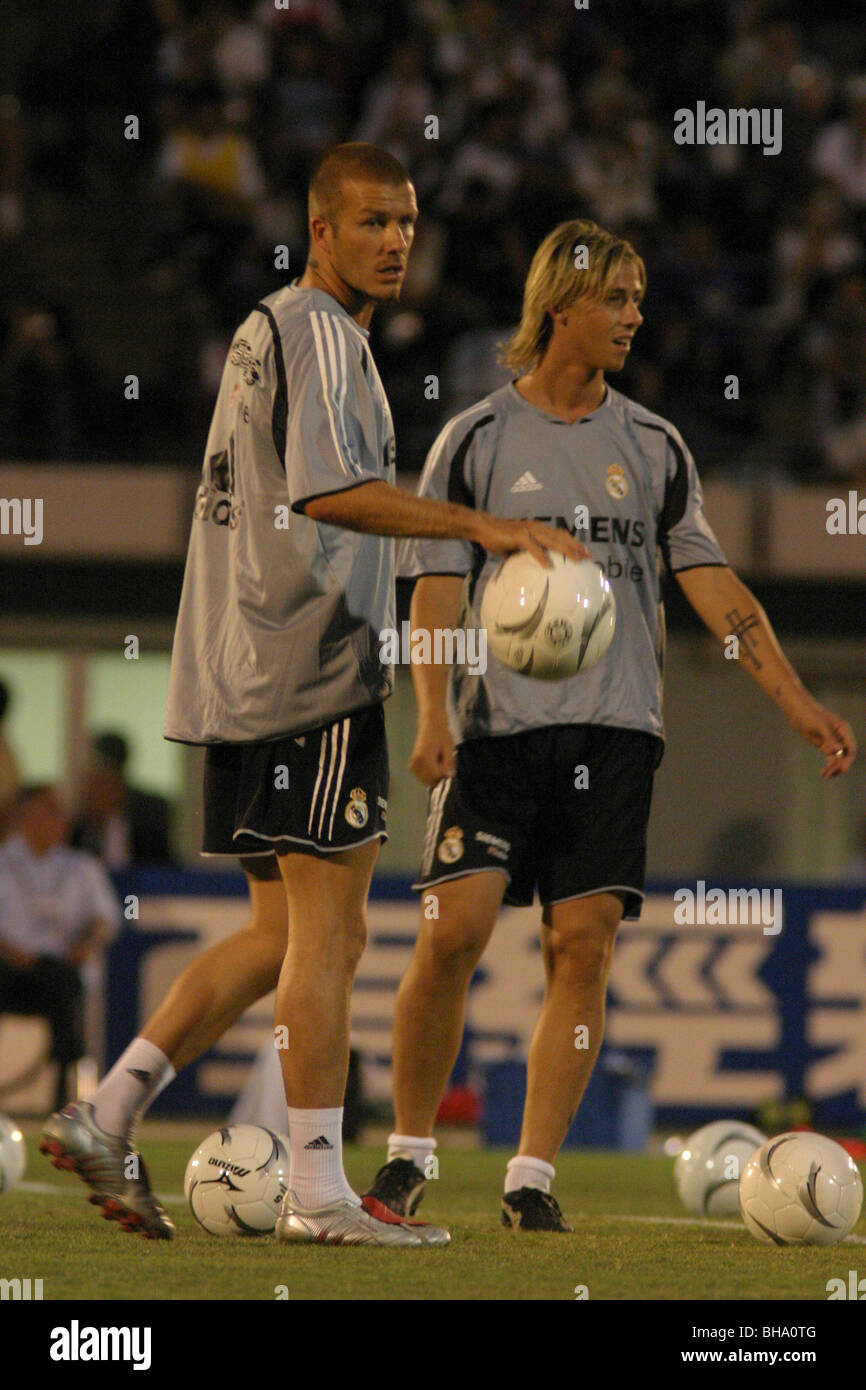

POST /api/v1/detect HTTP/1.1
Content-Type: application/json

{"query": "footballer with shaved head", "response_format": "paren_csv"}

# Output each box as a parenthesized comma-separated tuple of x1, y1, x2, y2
(40, 144, 585, 1248)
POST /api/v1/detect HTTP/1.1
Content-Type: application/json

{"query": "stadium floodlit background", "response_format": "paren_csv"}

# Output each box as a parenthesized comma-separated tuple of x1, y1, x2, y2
(0, 0, 865, 1140)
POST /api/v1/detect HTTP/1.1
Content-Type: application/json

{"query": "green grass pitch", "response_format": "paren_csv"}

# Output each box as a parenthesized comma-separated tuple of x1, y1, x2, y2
(3, 1122, 863, 1301)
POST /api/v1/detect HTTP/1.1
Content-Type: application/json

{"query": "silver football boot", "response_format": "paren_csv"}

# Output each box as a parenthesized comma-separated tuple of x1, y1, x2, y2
(40, 1102, 175, 1240)
(276, 1190, 450, 1246)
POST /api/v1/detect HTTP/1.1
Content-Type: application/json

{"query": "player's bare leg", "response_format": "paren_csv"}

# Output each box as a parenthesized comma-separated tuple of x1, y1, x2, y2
(393, 873, 504, 1135)
(40, 857, 288, 1239)
(273, 840, 448, 1245)
(274, 841, 379, 1107)
(501, 890, 624, 1231)
(143, 857, 288, 1068)
(365, 872, 503, 1216)
(518, 891, 624, 1162)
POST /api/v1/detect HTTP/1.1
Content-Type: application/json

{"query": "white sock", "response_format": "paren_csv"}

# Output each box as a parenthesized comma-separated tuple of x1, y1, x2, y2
(287, 1106, 358, 1208)
(387, 1132, 436, 1176)
(504, 1155, 555, 1195)
(91, 1039, 175, 1139)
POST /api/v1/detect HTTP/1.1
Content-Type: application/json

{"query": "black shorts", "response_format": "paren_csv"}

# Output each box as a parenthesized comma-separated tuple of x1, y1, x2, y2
(413, 724, 663, 919)
(202, 703, 389, 858)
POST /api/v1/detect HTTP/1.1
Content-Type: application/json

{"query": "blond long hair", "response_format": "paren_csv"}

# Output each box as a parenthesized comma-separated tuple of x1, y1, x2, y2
(500, 220, 646, 373)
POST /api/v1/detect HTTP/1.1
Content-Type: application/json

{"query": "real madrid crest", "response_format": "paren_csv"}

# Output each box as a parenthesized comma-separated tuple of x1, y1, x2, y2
(605, 463, 628, 500)
(345, 787, 369, 828)
(437, 826, 465, 864)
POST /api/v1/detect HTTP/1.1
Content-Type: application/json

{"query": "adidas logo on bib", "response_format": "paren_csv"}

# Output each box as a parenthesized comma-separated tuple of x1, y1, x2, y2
(510, 471, 543, 493)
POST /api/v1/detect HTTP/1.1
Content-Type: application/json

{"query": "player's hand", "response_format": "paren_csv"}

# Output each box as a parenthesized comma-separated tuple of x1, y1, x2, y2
(409, 714, 457, 786)
(786, 700, 857, 779)
(474, 515, 591, 568)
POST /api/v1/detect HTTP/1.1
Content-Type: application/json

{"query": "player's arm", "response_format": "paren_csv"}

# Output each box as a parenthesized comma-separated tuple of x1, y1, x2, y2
(405, 574, 465, 786)
(286, 324, 588, 565)
(675, 564, 857, 779)
(300, 480, 588, 568)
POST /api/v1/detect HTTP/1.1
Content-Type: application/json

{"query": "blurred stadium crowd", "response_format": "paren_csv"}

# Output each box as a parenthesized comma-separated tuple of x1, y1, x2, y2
(1, 0, 865, 479)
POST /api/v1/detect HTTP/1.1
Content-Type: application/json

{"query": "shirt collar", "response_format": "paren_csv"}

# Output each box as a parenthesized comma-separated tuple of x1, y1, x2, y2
(287, 279, 371, 338)
(508, 378, 610, 424)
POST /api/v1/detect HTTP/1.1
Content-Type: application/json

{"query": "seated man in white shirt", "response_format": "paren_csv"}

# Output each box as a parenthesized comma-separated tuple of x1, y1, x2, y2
(0, 785, 121, 1110)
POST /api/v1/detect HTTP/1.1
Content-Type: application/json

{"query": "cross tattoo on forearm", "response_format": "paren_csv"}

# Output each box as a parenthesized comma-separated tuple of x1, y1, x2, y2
(725, 607, 763, 670)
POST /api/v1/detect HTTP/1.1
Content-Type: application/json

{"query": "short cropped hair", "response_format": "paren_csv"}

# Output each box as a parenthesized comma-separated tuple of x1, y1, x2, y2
(500, 219, 646, 373)
(92, 731, 129, 770)
(308, 142, 412, 226)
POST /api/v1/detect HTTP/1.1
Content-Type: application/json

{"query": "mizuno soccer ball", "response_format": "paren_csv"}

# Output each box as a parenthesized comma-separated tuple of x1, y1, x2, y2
(0, 1112, 26, 1193)
(674, 1120, 766, 1216)
(739, 1131, 863, 1246)
(185, 1124, 289, 1236)
(480, 552, 615, 680)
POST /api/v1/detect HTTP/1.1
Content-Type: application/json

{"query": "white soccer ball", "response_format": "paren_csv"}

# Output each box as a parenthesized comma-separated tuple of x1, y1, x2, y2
(184, 1124, 289, 1236)
(0, 1112, 27, 1193)
(674, 1120, 766, 1217)
(480, 552, 615, 680)
(739, 1131, 863, 1246)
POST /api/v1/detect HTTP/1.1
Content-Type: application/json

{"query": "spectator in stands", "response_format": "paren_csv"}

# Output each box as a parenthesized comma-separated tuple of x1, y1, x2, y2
(154, 0, 220, 96)
(766, 184, 862, 334)
(563, 83, 659, 231)
(154, 81, 266, 287)
(804, 269, 866, 478)
(438, 98, 521, 221)
(812, 75, 866, 219)
(0, 93, 23, 242)
(268, 24, 344, 190)
(11, 0, 866, 480)
(255, 0, 344, 46)
(514, 19, 571, 157)
(0, 303, 81, 460)
(354, 38, 434, 170)
(0, 680, 20, 840)
(72, 732, 175, 869)
(157, 82, 267, 210)
(430, 0, 534, 112)
(211, 0, 271, 102)
(0, 785, 120, 1109)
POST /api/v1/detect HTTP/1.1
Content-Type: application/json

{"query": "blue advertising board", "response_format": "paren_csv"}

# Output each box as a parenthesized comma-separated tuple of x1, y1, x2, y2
(106, 871, 866, 1132)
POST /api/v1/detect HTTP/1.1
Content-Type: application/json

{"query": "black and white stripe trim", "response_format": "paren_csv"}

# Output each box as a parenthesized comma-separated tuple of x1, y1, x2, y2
(309, 310, 364, 478)
(254, 303, 288, 470)
(308, 717, 352, 841)
(420, 777, 452, 877)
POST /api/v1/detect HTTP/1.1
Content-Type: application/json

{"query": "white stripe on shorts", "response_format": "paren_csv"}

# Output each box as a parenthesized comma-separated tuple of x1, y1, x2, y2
(308, 729, 329, 836)
(327, 717, 351, 840)
(421, 777, 451, 877)
(316, 720, 342, 839)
